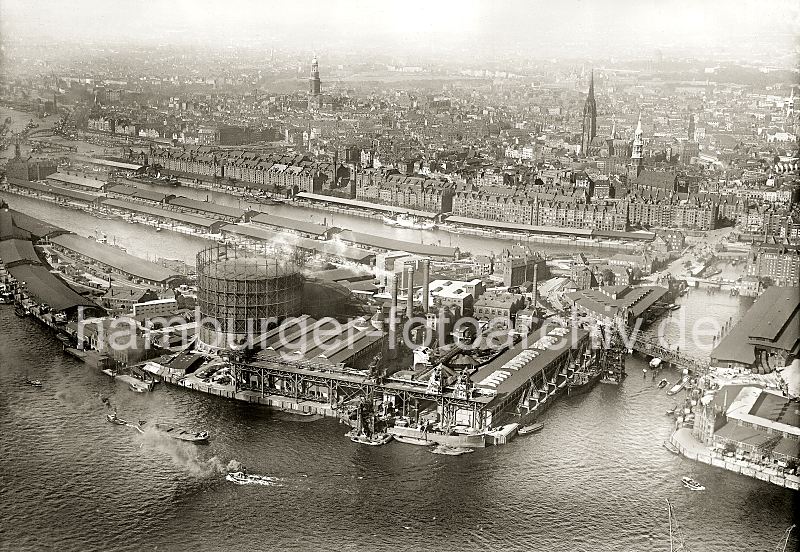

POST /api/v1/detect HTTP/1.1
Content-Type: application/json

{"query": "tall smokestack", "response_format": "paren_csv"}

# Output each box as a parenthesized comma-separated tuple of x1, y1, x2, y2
(532, 263, 539, 314)
(421, 259, 430, 313)
(406, 265, 414, 318)
(389, 273, 399, 347)
(390, 272, 399, 309)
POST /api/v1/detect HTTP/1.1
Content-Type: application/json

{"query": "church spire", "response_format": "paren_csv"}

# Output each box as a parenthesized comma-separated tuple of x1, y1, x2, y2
(631, 112, 644, 177)
(581, 71, 597, 157)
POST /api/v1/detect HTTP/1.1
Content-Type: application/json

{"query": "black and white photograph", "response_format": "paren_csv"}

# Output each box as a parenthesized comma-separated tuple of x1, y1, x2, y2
(0, 1, 798, 550)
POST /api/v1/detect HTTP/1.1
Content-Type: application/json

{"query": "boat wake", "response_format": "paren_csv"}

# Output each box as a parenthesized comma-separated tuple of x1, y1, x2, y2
(225, 472, 283, 487)
(135, 425, 226, 477)
(223, 460, 283, 487)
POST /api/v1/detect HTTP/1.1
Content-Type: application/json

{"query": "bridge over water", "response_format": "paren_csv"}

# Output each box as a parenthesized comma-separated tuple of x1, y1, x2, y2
(631, 335, 710, 374)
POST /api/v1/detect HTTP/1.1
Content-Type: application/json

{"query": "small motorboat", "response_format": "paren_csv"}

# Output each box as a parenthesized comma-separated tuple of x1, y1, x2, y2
(670, 304, 681, 311)
(154, 423, 210, 443)
(665, 406, 678, 416)
(663, 441, 680, 455)
(657, 378, 669, 389)
(128, 382, 149, 393)
(24, 377, 43, 388)
(667, 376, 691, 396)
(225, 471, 278, 486)
(349, 432, 393, 446)
(430, 445, 474, 456)
(106, 412, 127, 425)
(681, 476, 705, 491)
(518, 422, 545, 435)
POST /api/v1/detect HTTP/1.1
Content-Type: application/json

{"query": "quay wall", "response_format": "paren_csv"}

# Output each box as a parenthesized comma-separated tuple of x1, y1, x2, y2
(669, 431, 800, 491)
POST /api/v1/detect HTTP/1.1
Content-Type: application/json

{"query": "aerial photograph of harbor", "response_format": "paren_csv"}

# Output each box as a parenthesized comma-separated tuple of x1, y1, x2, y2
(0, 0, 798, 550)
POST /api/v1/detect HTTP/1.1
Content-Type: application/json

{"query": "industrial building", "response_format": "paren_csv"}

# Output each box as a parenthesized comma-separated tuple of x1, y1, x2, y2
(711, 286, 800, 371)
(564, 285, 668, 326)
(0, 204, 102, 319)
(49, 233, 186, 288)
(196, 244, 304, 349)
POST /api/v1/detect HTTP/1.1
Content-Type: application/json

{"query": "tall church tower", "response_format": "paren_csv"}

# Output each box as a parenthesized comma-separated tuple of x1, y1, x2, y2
(581, 71, 597, 156)
(308, 56, 322, 110)
(631, 112, 644, 177)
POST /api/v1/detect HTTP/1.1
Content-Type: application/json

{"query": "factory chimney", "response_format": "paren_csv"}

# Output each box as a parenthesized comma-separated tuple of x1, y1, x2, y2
(420, 259, 430, 313)
(532, 263, 539, 316)
(406, 265, 415, 318)
(390, 272, 399, 309)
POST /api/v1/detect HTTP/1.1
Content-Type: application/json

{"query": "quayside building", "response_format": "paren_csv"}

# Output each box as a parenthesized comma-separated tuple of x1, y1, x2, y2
(710, 286, 800, 373)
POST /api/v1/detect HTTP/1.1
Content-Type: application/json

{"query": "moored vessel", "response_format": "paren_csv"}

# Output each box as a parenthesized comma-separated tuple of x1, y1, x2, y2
(667, 375, 691, 396)
(518, 422, 544, 435)
(663, 440, 680, 455)
(349, 431, 393, 446)
(381, 213, 436, 230)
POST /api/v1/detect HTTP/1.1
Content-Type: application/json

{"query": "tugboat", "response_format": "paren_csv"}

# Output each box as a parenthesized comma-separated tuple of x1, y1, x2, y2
(681, 476, 705, 491)
(24, 377, 43, 388)
(225, 471, 278, 486)
(153, 423, 210, 444)
(517, 422, 545, 436)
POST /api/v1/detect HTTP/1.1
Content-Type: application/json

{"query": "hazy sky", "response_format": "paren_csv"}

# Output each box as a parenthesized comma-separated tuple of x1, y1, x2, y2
(1, 0, 798, 61)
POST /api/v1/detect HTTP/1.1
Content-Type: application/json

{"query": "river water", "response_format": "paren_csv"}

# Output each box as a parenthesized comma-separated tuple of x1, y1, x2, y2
(0, 195, 797, 551)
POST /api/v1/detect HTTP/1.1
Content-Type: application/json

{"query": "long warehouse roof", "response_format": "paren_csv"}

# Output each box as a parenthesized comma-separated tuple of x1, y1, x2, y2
(50, 233, 181, 283)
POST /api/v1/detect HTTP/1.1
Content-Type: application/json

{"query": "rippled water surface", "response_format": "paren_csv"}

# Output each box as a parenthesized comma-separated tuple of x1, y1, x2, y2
(0, 199, 797, 551)
(2, 306, 797, 552)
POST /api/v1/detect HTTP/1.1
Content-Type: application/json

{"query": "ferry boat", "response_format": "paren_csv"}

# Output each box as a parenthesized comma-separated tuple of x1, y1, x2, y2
(517, 422, 544, 435)
(681, 476, 705, 491)
(382, 213, 436, 230)
(153, 423, 210, 443)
